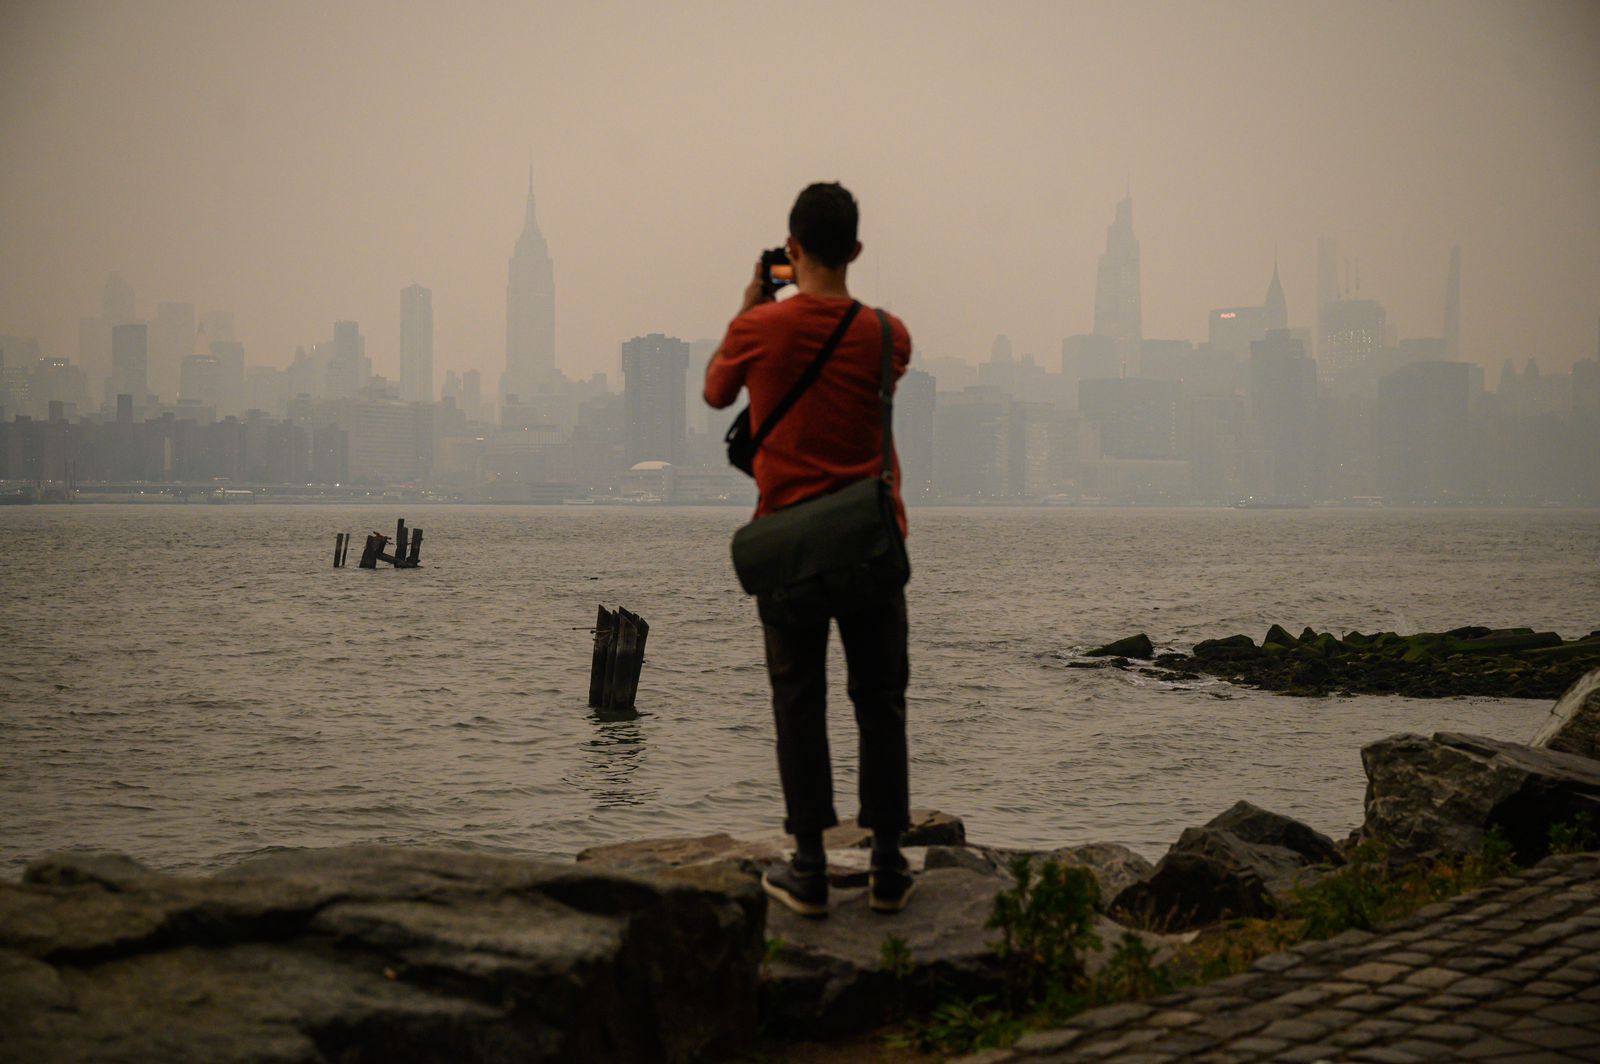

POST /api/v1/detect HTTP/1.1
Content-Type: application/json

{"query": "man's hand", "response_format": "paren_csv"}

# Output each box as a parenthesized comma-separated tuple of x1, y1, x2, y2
(738, 259, 769, 316)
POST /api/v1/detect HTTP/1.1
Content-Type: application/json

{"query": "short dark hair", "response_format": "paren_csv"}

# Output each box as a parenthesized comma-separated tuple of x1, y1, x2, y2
(788, 183, 858, 269)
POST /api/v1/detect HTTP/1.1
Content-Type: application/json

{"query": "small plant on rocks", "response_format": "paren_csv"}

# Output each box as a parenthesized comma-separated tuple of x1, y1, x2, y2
(987, 854, 1101, 1012)
(889, 995, 1023, 1055)
(1549, 811, 1599, 855)
(1092, 930, 1174, 1003)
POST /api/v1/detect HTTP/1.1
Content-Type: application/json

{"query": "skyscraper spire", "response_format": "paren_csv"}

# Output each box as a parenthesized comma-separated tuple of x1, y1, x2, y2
(1264, 252, 1287, 331)
(506, 168, 555, 404)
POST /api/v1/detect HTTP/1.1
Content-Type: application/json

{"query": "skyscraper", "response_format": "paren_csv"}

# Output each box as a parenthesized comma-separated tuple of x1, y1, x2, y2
(1249, 329, 1317, 500)
(325, 320, 364, 399)
(110, 322, 148, 404)
(1444, 245, 1461, 361)
(504, 171, 555, 404)
(1316, 237, 1338, 358)
(1093, 194, 1141, 372)
(621, 333, 688, 466)
(152, 301, 195, 400)
(1319, 299, 1386, 395)
(400, 283, 434, 403)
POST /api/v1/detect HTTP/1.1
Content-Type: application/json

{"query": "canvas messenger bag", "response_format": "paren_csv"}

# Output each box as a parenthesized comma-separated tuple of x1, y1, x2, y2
(729, 303, 910, 622)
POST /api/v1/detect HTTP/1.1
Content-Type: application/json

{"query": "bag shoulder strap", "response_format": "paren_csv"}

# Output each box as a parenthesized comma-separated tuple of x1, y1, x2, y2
(749, 300, 861, 456)
(875, 307, 896, 481)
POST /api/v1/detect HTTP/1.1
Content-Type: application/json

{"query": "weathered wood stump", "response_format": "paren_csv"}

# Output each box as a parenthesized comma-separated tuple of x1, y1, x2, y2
(589, 606, 649, 715)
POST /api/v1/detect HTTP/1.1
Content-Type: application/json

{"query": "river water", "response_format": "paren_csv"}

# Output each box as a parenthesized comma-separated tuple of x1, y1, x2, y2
(1, 505, 1594, 877)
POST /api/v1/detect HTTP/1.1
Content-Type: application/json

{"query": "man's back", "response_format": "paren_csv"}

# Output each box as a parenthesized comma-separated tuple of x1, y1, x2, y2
(705, 292, 912, 527)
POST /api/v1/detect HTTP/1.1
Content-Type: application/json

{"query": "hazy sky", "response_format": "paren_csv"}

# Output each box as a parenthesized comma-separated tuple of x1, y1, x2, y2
(2, 0, 1596, 387)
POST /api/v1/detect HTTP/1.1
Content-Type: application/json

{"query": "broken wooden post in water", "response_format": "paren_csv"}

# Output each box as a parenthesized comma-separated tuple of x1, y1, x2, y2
(587, 606, 649, 714)
(588, 606, 615, 707)
(357, 532, 385, 568)
(344, 520, 423, 570)
(333, 532, 346, 568)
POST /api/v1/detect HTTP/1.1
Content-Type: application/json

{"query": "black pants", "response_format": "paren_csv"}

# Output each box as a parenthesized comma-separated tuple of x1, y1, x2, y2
(759, 591, 910, 837)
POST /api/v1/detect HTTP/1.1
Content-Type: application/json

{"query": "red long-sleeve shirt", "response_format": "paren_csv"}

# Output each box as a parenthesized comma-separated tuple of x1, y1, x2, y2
(705, 293, 912, 533)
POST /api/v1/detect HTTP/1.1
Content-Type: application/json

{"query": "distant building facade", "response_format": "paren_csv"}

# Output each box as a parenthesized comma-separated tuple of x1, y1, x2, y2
(621, 333, 688, 466)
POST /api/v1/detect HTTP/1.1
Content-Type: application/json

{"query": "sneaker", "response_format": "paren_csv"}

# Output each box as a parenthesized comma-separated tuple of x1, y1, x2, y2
(869, 855, 915, 913)
(762, 859, 829, 918)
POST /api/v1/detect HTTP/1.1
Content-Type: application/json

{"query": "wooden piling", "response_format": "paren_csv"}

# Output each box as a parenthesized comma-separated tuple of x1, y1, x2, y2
(406, 528, 423, 567)
(611, 609, 649, 714)
(588, 606, 615, 707)
(358, 533, 384, 569)
(394, 519, 408, 567)
(340, 532, 351, 567)
(333, 532, 345, 568)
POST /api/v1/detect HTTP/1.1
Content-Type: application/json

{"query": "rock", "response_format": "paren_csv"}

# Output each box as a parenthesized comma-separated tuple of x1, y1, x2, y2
(1263, 624, 1297, 648)
(924, 845, 1004, 877)
(575, 832, 783, 873)
(762, 867, 1004, 1037)
(1193, 634, 1256, 659)
(1110, 826, 1316, 931)
(1041, 843, 1156, 908)
(1087, 633, 1154, 660)
(1204, 801, 1344, 867)
(0, 846, 764, 1063)
(762, 867, 1178, 1038)
(1361, 732, 1600, 863)
(1457, 631, 1562, 654)
(1533, 668, 1600, 759)
(576, 811, 964, 875)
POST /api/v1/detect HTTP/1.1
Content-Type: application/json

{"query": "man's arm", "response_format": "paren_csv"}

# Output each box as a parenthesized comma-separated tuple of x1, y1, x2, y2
(704, 260, 770, 409)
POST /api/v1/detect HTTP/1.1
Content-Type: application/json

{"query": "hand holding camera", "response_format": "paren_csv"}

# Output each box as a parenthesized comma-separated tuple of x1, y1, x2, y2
(739, 246, 795, 314)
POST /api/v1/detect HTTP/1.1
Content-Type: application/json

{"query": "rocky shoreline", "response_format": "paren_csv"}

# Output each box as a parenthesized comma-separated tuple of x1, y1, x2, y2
(1083, 626, 1600, 699)
(3, 670, 1597, 1061)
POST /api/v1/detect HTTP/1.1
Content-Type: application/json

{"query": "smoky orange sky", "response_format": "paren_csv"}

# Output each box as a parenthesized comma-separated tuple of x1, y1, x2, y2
(2, 0, 1596, 389)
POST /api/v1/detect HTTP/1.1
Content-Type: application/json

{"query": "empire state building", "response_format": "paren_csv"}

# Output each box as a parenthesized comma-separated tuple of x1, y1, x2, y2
(504, 172, 555, 403)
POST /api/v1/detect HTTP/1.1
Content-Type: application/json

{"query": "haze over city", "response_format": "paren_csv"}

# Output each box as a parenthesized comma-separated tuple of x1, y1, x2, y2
(2, 0, 1597, 384)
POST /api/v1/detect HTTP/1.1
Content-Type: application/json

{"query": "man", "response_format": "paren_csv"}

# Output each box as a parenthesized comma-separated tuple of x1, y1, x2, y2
(704, 182, 915, 917)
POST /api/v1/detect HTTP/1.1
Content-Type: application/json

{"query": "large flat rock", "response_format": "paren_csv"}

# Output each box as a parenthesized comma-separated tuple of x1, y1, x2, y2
(1533, 666, 1600, 760)
(1362, 730, 1600, 861)
(0, 846, 764, 1063)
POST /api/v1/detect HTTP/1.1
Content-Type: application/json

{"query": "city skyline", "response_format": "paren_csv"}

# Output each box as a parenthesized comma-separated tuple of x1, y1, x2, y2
(0, 1, 1596, 388)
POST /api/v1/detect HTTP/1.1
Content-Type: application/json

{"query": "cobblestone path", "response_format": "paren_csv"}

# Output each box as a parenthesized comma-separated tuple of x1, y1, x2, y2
(964, 852, 1600, 1064)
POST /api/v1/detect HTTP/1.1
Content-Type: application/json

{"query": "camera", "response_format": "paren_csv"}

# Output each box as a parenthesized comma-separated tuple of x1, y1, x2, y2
(760, 246, 794, 297)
